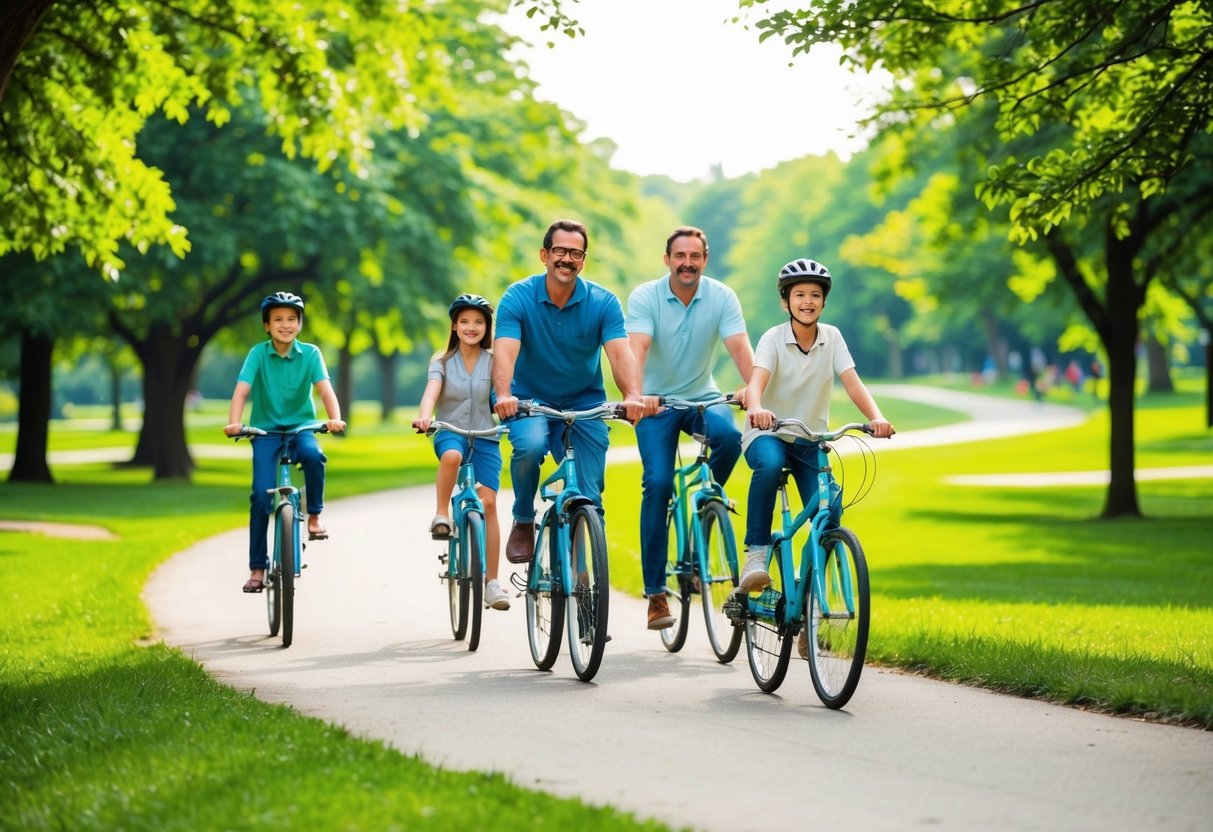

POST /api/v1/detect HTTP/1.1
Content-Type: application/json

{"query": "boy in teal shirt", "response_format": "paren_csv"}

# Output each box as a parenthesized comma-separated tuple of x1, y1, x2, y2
(223, 292, 346, 593)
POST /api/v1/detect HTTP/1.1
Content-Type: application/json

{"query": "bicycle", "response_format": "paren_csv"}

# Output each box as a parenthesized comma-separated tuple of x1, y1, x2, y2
(654, 395, 744, 662)
(724, 420, 875, 708)
(419, 421, 510, 652)
(508, 401, 630, 682)
(235, 422, 329, 649)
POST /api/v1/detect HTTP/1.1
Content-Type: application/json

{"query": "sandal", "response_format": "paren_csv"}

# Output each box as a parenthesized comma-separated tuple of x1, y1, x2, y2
(429, 515, 453, 540)
(242, 577, 265, 593)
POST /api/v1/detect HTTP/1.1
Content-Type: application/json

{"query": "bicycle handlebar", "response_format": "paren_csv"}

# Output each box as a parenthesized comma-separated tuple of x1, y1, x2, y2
(656, 394, 742, 411)
(421, 421, 510, 439)
(767, 419, 873, 442)
(516, 400, 629, 423)
(233, 422, 329, 440)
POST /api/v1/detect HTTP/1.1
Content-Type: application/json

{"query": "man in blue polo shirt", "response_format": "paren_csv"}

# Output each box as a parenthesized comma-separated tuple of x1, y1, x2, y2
(493, 218, 645, 563)
(626, 226, 754, 630)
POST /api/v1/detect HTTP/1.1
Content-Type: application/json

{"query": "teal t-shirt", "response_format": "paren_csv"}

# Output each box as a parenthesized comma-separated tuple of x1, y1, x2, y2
(236, 340, 329, 429)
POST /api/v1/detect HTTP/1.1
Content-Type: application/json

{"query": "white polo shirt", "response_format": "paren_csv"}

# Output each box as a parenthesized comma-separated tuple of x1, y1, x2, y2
(741, 321, 855, 452)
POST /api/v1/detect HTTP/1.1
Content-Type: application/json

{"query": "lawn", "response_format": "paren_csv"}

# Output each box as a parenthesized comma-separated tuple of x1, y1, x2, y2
(1, 382, 1210, 829)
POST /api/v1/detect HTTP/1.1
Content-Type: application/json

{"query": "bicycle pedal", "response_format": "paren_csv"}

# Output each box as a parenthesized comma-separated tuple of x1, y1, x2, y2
(721, 594, 745, 624)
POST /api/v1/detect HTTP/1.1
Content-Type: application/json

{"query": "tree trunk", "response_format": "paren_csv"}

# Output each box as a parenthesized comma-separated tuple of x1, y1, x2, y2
(377, 350, 397, 422)
(336, 341, 354, 429)
(1206, 340, 1212, 428)
(0, 0, 55, 104)
(1144, 333, 1173, 393)
(8, 330, 54, 483)
(126, 322, 203, 480)
(1098, 257, 1142, 518)
(109, 356, 123, 432)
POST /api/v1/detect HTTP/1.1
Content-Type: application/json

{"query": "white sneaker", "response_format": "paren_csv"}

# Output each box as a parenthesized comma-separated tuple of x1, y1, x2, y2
(484, 579, 511, 610)
(738, 547, 772, 592)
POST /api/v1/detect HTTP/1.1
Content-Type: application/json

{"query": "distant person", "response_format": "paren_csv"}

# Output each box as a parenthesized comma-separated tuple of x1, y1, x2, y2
(626, 226, 754, 630)
(413, 294, 510, 611)
(223, 292, 346, 594)
(492, 219, 645, 563)
(740, 259, 895, 594)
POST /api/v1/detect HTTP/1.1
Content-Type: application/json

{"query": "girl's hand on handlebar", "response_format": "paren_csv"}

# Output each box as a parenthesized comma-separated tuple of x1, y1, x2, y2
(326, 419, 347, 434)
(868, 418, 895, 439)
(412, 417, 432, 434)
(748, 408, 775, 431)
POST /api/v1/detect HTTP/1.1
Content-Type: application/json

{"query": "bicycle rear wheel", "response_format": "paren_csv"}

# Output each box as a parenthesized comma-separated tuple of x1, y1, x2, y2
(806, 527, 870, 709)
(526, 514, 564, 670)
(566, 505, 609, 682)
(744, 554, 791, 692)
(659, 508, 690, 652)
(464, 511, 485, 652)
(699, 500, 741, 663)
(277, 503, 296, 648)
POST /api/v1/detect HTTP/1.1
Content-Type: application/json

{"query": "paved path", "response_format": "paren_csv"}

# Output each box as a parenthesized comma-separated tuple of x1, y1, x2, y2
(143, 389, 1212, 831)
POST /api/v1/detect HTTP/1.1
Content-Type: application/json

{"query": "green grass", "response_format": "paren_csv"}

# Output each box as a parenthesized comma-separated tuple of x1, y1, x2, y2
(2, 384, 1211, 830)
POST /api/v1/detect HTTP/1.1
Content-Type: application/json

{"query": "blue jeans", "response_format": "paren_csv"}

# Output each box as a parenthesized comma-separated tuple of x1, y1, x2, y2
(505, 412, 609, 523)
(248, 431, 326, 570)
(743, 435, 838, 549)
(637, 404, 742, 596)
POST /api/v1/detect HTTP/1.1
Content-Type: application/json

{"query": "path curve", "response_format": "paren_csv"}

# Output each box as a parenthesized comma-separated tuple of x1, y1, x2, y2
(145, 389, 1212, 831)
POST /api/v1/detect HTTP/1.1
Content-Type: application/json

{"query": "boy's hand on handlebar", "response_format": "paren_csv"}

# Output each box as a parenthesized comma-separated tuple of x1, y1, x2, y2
(222, 423, 245, 437)
(748, 408, 775, 431)
(494, 396, 519, 419)
(868, 418, 895, 439)
(326, 419, 347, 434)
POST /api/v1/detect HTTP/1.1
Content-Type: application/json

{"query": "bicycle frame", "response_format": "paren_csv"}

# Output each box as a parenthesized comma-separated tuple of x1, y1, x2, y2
(426, 422, 509, 584)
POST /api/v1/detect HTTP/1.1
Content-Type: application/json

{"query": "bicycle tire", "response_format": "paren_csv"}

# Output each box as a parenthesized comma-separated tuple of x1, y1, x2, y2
(448, 534, 469, 641)
(278, 503, 296, 649)
(806, 527, 870, 709)
(744, 553, 791, 692)
(526, 514, 564, 670)
(266, 541, 282, 638)
(699, 500, 742, 663)
(566, 505, 609, 681)
(464, 511, 485, 652)
(659, 507, 690, 652)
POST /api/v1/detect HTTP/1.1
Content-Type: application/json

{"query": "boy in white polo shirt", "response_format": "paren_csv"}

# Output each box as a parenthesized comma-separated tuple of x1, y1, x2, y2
(738, 258, 895, 592)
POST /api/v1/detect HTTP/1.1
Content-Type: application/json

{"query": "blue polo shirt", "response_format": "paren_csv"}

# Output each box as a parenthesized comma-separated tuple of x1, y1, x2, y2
(626, 274, 746, 401)
(495, 273, 628, 409)
(237, 339, 329, 430)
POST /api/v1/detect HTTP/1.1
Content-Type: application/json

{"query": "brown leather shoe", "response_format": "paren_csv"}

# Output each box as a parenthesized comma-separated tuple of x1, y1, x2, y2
(647, 594, 675, 630)
(505, 521, 535, 564)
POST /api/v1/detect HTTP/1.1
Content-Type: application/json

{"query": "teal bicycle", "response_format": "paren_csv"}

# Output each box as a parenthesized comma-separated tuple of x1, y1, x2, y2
(236, 422, 328, 649)
(657, 395, 743, 662)
(510, 401, 630, 682)
(724, 419, 875, 708)
(420, 421, 509, 652)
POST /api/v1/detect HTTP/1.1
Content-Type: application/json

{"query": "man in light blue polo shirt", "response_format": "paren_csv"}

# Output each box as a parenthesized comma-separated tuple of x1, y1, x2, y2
(626, 226, 754, 630)
(493, 218, 645, 562)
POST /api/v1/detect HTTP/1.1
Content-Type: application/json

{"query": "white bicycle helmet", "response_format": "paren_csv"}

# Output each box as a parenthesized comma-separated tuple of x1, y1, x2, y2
(777, 258, 832, 298)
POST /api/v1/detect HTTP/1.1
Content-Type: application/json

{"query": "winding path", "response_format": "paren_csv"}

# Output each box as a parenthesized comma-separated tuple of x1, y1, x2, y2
(145, 388, 1212, 831)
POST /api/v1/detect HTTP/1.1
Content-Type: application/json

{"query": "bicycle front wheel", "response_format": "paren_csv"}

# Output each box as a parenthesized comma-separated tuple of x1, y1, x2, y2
(448, 537, 469, 641)
(464, 511, 485, 652)
(744, 553, 791, 692)
(526, 514, 564, 670)
(277, 503, 296, 649)
(699, 500, 742, 663)
(659, 508, 690, 653)
(806, 527, 870, 709)
(266, 529, 282, 638)
(566, 505, 609, 682)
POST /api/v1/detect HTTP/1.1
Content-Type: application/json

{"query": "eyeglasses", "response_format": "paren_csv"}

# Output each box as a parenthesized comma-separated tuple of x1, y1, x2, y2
(548, 246, 586, 261)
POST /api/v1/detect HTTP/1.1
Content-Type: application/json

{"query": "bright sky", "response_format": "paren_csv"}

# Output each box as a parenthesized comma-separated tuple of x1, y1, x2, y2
(500, 0, 890, 181)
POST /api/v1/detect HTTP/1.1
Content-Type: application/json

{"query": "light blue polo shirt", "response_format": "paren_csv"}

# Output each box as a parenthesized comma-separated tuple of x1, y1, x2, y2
(626, 274, 747, 401)
(495, 273, 628, 409)
(237, 340, 329, 430)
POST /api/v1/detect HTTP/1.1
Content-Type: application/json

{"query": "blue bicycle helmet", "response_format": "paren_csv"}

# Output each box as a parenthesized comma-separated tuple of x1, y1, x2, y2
(260, 291, 305, 322)
(448, 293, 494, 321)
(777, 258, 832, 299)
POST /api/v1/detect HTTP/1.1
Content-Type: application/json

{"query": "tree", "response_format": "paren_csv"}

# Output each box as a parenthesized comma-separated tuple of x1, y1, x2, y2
(753, 0, 1213, 517)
